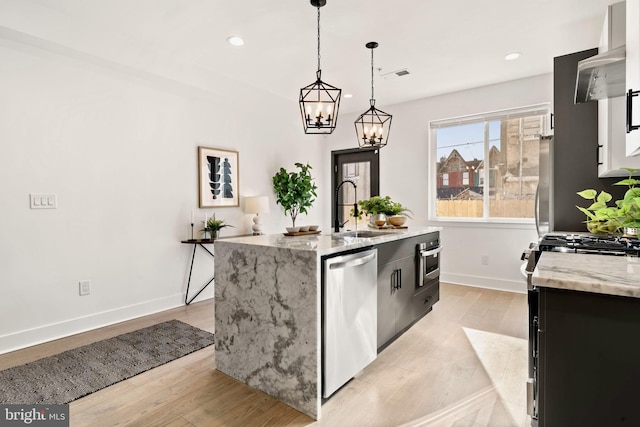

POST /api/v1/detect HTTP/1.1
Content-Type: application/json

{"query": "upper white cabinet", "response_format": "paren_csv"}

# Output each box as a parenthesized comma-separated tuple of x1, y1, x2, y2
(596, 1, 640, 176)
(598, 96, 634, 176)
(626, 0, 640, 157)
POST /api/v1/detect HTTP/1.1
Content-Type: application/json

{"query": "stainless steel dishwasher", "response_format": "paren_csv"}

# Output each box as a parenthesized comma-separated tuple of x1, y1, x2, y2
(323, 247, 377, 398)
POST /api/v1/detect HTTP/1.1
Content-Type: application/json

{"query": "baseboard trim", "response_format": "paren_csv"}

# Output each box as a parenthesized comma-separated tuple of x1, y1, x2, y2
(441, 272, 527, 294)
(0, 293, 185, 355)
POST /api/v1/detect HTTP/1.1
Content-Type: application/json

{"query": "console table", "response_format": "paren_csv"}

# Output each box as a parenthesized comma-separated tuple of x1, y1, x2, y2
(181, 239, 215, 305)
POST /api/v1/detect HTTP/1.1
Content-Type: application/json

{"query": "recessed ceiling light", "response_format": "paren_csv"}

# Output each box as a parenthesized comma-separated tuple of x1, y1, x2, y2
(343, 93, 353, 99)
(504, 52, 521, 61)
(226, 36, 244, 47)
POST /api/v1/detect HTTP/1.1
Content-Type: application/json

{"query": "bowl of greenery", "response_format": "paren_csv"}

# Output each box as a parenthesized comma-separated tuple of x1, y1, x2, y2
(576, 168, 640, 235)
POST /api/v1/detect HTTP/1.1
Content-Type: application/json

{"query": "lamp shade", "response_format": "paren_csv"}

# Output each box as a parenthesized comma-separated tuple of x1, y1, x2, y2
(244, 196, 269, 214)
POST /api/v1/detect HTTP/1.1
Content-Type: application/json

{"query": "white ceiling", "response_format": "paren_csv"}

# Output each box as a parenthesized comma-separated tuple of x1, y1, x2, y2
(0, 0, 615, 114)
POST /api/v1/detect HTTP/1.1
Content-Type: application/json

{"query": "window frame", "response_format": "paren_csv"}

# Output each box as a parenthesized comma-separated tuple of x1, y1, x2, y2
(428, 103, 550, 224)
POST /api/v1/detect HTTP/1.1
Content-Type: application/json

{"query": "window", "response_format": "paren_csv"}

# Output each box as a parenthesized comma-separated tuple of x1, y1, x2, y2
(431, 104, 549, 220)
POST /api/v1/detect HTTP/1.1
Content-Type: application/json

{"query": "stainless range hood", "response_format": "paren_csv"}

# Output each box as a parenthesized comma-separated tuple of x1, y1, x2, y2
(575, 45, 625, 103)
(574, 1, 626, 104)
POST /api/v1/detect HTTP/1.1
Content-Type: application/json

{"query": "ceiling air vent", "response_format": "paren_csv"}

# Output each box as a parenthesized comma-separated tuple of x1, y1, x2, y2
(381, 68, 411, 80)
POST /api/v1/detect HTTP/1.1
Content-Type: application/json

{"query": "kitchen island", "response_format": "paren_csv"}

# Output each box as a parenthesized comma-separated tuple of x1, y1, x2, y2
(214, 226, 441, 419)
(531, 252, 640, 426)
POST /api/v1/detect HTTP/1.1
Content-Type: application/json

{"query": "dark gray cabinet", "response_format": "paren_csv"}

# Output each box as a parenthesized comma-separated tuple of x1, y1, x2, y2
(553, 49, 627, 231)
(537, 287, 640, 426)
(376, 233, 439, 351)
(377, 255, 415, 348)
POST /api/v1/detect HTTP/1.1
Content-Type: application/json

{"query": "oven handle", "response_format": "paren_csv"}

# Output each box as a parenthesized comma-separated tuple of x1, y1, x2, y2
(419, 246, 443, 257)
(424, 268, 440, 282)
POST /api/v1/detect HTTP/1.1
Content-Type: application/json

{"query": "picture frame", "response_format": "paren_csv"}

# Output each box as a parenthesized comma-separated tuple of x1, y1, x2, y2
(198, 147, 240, 208)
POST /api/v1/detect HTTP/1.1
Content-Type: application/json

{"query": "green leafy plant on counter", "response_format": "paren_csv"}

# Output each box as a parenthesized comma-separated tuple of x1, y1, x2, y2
(613, 168, 640, 229)
(354, 196, 392, 218)
(272, 162, 318, 227)
(576, 189, 619, 233)
(576, 168, 640, 233)
(385, 201, 414, 218)
(352, 196, 413, 219)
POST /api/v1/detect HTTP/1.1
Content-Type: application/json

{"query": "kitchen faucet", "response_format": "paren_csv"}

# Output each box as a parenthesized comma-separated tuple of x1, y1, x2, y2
(334, 180, 358, 233)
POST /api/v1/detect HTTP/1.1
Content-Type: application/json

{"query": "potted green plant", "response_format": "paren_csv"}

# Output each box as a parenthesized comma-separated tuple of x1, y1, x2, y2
(384, 201, 413, 226)
(202, 215, 234, 240)
(355, 196, 412, 227)
(576, 168, 640, 235)
(356, 196, 391, 215)
(612, 168, 640, 235)
(575, 189, 620, 233)
(272, 162, 318, 229)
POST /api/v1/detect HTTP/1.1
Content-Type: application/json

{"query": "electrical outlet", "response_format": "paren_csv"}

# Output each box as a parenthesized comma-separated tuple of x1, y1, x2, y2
(480, 255, 489, 265)
(79, 280, 91, 296)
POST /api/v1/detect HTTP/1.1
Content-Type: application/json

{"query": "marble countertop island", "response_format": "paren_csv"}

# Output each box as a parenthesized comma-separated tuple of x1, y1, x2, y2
(213, 226, 441, 419)
(532, 252, 640, 298)
(217, 225, 442, 255)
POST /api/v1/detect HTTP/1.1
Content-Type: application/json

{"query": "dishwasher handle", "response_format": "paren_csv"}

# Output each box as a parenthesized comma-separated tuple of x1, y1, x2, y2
(329, 252, 377, 270)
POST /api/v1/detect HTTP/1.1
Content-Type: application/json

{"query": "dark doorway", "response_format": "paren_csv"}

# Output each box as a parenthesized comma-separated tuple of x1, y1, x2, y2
(331, 148, 380, 230)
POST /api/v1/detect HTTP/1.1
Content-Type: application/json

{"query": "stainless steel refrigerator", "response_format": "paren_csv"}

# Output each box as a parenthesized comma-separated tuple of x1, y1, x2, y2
(535, 135, 552, 237)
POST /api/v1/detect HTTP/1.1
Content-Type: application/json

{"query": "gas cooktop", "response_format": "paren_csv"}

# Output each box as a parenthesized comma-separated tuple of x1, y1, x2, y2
(538, 233, 640, 256)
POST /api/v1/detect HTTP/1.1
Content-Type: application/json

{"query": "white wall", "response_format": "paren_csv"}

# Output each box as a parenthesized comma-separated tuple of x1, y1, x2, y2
(0, 19, 552, 353)
(321, 74, 553, 293)
(0, 29, 325, 354)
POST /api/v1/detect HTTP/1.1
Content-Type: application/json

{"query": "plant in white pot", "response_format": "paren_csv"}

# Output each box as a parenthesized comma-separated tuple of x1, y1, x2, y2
(272, 162, 318, 230)
(355, 196, 391, 226)
(355, 196, 413, 227)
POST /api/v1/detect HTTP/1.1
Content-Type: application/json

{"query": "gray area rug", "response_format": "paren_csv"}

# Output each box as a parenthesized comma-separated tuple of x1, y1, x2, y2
(0, 319, 214, 404)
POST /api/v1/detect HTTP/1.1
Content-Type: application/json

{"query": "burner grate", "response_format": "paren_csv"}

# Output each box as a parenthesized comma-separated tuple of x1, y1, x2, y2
(538, 234, 640, 256)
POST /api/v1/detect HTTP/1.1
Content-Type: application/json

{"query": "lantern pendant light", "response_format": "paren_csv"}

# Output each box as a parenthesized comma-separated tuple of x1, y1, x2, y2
(355, 42, 392, 148)
(299, 0, 341, 134)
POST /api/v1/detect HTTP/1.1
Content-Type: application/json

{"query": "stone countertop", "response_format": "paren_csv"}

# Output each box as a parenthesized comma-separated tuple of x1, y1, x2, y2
(219, 225, 442, 256)
(532, 252, 640, 298)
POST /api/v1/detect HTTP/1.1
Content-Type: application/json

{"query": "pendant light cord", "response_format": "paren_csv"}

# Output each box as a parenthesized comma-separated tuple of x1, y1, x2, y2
(370, 47, 375, 103)
(316, 6, 321, 79)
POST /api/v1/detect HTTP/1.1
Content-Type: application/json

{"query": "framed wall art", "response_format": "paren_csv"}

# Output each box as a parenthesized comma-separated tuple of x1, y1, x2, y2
(198, 147, 239, 208)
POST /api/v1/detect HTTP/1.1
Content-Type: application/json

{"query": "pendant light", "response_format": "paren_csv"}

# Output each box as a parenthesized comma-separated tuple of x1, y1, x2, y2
(299, 0, 341, 134)
(355, 42, 392, 148)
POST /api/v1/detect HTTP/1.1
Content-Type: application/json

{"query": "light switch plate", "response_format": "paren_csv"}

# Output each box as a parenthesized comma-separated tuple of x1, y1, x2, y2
(30, 193, 57, 209)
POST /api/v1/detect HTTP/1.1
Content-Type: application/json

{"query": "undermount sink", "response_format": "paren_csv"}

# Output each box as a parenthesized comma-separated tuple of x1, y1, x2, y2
(337, 230, 396, 238)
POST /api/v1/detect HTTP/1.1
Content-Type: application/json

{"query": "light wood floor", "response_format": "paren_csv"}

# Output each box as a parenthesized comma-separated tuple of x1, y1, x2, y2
(0, 283, 530, 427)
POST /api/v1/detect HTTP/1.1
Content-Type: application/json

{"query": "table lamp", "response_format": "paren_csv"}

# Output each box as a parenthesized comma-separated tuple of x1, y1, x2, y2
(244, 196, 269, 235)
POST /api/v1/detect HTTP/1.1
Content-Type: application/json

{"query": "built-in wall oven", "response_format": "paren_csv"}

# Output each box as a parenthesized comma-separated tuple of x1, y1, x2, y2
(416, 238, 441, 288)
